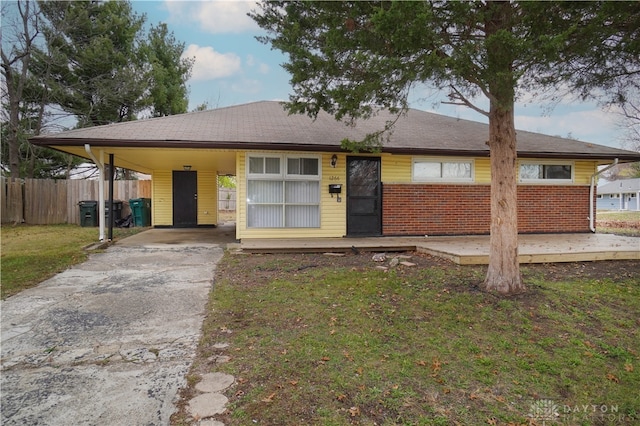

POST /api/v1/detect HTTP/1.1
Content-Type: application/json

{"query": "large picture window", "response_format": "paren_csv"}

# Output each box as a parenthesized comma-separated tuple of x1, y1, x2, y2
(247, 155, 320, 228)
(519, 161, 573, 182)
(412, 158, 474, 182)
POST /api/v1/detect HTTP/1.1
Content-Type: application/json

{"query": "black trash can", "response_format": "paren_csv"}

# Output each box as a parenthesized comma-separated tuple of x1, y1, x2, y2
(79, 200, 98, 227)
(105, 200, 123, 224)
(129, 198, 152, 227)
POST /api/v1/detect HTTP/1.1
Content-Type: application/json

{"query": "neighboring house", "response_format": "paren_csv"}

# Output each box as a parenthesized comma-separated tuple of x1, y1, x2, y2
(31, 101, 640, 239)
(597, 178, 640, 211)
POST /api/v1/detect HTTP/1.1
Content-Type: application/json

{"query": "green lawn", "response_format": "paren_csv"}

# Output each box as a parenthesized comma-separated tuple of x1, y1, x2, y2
(176, 253, 640, 425)
(597, 211, 640, 222)
(1, 224, 143, 299)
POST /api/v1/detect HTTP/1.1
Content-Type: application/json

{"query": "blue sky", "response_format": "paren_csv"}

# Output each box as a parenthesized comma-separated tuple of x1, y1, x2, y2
(132, 0, 628, 149)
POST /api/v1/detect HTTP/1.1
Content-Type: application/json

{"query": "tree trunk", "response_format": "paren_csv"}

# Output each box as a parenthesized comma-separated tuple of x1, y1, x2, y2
(482, 106, 525, 294)
(481, 1, 525, 294)
(4, 67, 22, 178)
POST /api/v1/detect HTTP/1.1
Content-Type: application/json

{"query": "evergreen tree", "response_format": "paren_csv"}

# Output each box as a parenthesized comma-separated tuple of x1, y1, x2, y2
(251, 1, 640, 294)
(2, 0, 193, 178)
(144, 23, 193, 117)
(36, 0, 146, 126)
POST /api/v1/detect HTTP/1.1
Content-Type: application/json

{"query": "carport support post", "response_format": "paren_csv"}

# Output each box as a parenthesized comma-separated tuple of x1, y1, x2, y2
(108, 153, 115, 241)
(84, 144, 106, 241)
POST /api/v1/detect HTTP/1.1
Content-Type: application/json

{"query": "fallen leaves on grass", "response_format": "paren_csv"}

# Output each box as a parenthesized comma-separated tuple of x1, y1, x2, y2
(261, 392, 277, 403)
(606, 373, 620, 383)
(431, 358, 442, 374)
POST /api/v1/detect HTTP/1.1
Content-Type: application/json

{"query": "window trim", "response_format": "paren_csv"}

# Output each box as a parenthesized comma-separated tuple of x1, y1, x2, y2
(247, 154, 284, 179)
(518, 160, 574, 184)
(246, 153, 321, 228)
(412, 157, 475, 182)
(285, 156, 322, 180)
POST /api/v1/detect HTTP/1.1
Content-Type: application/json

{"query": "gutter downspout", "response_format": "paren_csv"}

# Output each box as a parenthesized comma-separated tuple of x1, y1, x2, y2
(589, 158, 619, 232)
(84, 144, 106, 241)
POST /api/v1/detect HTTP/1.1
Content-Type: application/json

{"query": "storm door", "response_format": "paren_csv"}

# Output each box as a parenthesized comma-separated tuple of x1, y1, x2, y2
(347, 157, 382, 236)
(173, 171, 198, 227)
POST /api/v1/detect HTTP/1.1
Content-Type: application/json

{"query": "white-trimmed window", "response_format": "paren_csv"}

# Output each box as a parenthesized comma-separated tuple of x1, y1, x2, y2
(247, 154, 320, 228)
(519, 161, 573, 183)
(412, 158, 474, 182)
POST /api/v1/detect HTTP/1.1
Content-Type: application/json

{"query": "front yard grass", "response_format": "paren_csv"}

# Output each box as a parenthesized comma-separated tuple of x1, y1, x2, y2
(175, 253, 640, 425)
(1, 224, 143, 299)
(597, 211, 640, 237)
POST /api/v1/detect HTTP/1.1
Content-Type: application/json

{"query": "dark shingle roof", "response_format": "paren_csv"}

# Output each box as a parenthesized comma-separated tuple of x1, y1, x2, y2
(31, 101, 640, 161)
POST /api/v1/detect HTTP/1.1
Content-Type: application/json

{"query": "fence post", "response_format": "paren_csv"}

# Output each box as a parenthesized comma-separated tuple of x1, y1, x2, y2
(1, 177, 25, 224)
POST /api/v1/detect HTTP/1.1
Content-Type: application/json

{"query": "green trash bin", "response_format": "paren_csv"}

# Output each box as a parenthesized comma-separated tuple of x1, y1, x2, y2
(79, 200, 98, 227)
(129, 198, 151, 227)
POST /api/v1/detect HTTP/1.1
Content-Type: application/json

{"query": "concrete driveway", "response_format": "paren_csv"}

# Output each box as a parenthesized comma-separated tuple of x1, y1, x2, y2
(1, 227, 233, 426)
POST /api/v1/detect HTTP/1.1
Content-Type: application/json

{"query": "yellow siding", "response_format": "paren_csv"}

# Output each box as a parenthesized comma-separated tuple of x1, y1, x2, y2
(381, 154, 411, 182)
(197, 171, 218, 225)
(151, 170, 173, 226)
(236, 151, 347, 240)
(381, 154, 596, 185)
(475, 158, 491, 183)
(153, 170, 221, 226)
(382, 154, 491, 184)
(575, 160, 597, 184)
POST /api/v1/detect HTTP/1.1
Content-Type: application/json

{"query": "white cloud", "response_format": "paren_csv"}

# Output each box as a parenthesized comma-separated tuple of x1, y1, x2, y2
(257, 63, 270, 74)
(183, 44, 242, 81)
(164, 0, 258, 34)
(246, 54, 270, 74)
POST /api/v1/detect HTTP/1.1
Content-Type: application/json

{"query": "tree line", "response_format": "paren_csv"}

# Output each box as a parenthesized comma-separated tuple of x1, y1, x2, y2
(1, 0, 194, 179)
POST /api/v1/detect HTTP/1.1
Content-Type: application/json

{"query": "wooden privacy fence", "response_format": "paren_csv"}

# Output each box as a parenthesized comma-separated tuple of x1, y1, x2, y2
(1, 177, 151, 225)
(218, 187, 237, 211)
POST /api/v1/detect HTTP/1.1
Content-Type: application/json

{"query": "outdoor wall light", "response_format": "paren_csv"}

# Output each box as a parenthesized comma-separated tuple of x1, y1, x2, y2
(183, 165, 192, 171)
(330, 154, 338, 168)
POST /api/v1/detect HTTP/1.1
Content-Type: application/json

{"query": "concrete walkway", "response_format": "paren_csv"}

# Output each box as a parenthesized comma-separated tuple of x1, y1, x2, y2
(1, 230, 228, 426)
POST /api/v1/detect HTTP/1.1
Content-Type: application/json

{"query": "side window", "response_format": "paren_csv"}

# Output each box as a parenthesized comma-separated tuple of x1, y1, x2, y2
(519, 162, 573, 183)
(413, 158, 474, 182)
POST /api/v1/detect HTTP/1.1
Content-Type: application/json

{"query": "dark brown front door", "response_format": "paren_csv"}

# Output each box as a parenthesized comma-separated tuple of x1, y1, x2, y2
(347, 157, 382, 236)
(173, 171, 197, 227)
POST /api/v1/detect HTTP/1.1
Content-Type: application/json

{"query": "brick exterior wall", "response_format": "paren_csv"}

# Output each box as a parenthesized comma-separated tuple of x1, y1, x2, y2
(382, 184, 591, 236)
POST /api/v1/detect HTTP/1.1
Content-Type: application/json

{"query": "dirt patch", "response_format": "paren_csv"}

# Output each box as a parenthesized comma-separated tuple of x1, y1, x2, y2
(218, 251, 640, 286)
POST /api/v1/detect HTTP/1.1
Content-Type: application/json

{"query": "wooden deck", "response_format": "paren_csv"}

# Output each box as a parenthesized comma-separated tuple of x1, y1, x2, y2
(240, 233, 640, 265)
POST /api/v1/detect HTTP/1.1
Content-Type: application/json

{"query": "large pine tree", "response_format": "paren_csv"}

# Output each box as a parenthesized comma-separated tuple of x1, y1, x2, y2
(251, 1, 640, 294)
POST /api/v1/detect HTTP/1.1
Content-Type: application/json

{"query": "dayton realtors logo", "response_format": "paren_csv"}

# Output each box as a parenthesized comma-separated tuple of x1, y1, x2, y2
(527, 399, 559, 425)
(527, 399, 634, 424)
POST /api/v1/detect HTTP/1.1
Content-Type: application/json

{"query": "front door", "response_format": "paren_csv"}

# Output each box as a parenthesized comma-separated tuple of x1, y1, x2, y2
(173, 171, 198, 227)
(347, 157, 382, 236)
